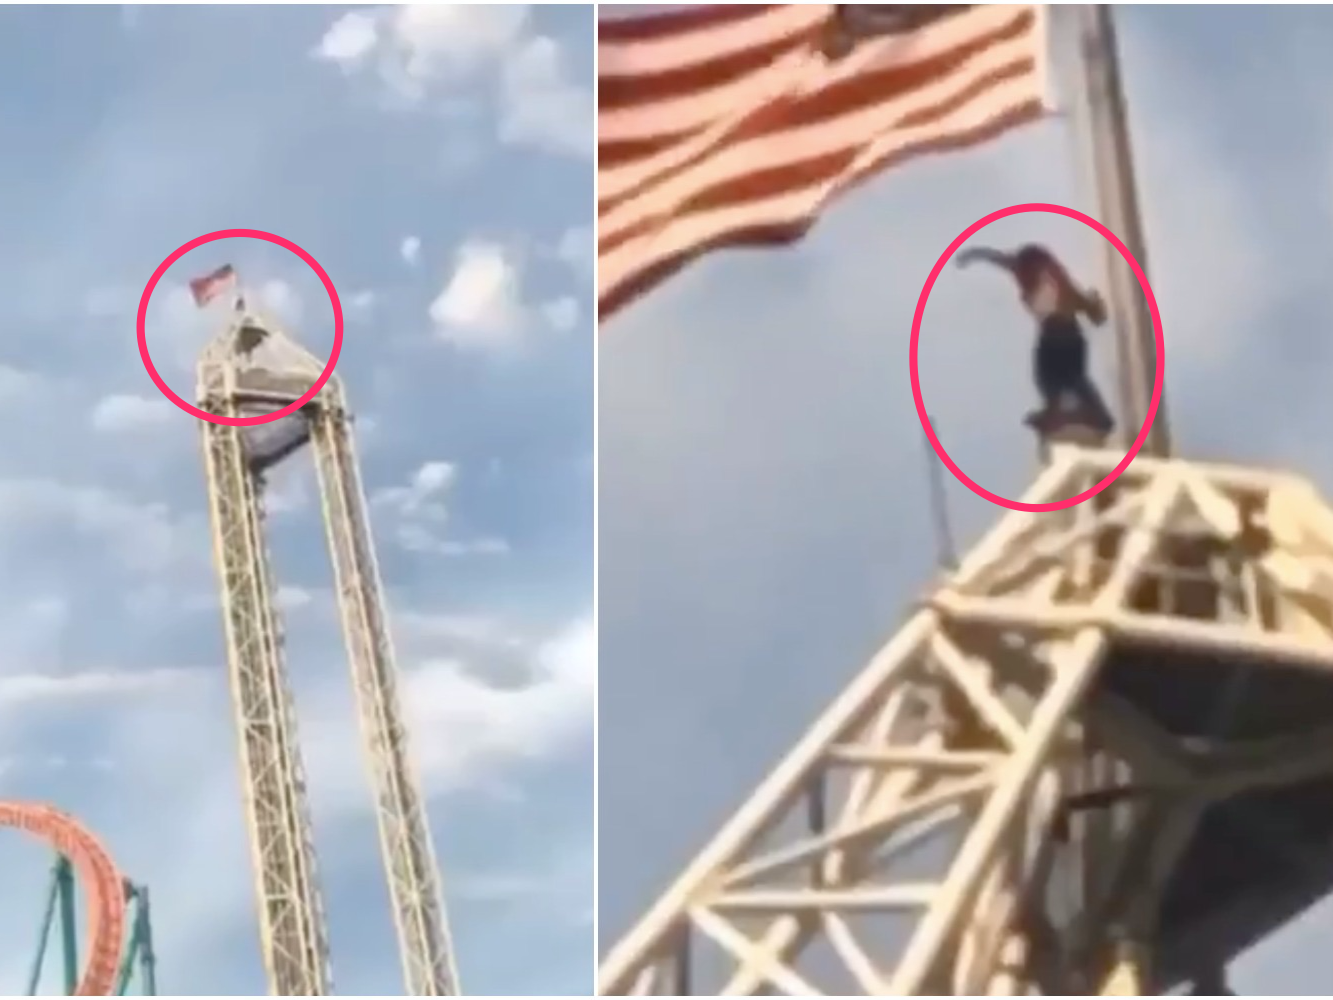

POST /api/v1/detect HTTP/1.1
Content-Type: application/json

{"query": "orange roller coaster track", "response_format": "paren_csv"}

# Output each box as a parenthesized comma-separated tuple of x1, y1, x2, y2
(0, 802, 125, 996)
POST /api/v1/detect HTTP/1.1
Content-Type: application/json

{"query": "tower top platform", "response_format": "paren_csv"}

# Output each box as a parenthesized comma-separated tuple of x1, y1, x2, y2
(598, 445, 1333, 995)
(937, 443, 1333, 669)
(934, 445, 1333, 988)
(195, 300, 341, 411)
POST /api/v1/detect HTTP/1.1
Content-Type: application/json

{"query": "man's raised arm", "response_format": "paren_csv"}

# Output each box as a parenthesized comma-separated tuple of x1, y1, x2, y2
(954, 246, 1017, 272)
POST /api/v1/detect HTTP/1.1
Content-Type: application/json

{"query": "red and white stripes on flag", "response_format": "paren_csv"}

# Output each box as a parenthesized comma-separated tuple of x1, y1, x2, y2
(598, 4, 1051, 319)
(188, 263, 238, 307)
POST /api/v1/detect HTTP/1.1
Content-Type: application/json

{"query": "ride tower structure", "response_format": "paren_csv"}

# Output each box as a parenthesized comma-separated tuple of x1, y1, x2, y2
(197, 297, 458, 996)
(599, 446, 1333, 995)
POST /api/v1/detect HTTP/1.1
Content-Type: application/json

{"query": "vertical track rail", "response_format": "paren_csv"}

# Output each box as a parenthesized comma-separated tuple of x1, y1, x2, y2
(202, 412, 332, 996)
(312, 408, 459, 996)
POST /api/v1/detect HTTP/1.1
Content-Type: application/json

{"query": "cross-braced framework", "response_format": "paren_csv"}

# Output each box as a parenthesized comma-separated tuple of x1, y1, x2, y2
(199, 306, 458, 996)
(600, 447, 1333, 995)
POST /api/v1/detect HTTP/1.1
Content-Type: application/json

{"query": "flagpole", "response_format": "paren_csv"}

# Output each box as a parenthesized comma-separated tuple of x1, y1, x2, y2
(1076, 4, 1171, 458)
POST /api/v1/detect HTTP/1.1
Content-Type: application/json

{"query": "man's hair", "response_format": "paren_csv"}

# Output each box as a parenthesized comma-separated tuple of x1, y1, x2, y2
(1014, 243, 1056, 271)
(1012, 244, 1071, 288)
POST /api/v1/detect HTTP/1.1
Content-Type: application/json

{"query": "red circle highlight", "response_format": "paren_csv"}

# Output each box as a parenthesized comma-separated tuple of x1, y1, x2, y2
(136, 229, 344, 427)
(909, 202, 1163, 513)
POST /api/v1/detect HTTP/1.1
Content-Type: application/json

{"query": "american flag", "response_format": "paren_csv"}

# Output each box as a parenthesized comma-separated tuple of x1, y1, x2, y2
(188, 263, 238, 307)
(598, 4, 1051, 319)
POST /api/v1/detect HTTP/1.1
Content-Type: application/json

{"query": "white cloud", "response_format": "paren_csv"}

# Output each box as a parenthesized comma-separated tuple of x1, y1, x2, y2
(396, 610, 518, 649)
(371, 461, 514, 558)
(395, 523, 446, 553)
(257, 612, 594, 835)
(391, 4, 530, 85)
(498, 34, 592, 159)
(346, 289, 377, 322)
(276, 585, 314, 611)
(413, 460, 455, 495)
(400, 234, 422, 266)
(312, 10, 379, 69)
(429, 241, 528, 349)
(264, 461, 312, 515)
(0, 668, 193, 712)
(312, 5, 591, 159)
(0, 755, 118, 785)
(398, 526, 510, 558)
(0, 365, 47, 407)
(541, 296, 579, 333)
(257, 278, 302, 326)
(314, 5, 529, 99)
(0, 477, 207, 577)
(372, 459, 456, 518)
(454, 870, 553, 903)
(440, 537, 511, 557)
(125, 585, 217, 620)
(405, 613, 593, 792)
(425, 235, 579, 345)
(150, 283, 224, 374)
(555, 224, 592, 276)
(90, 393, 173, 433)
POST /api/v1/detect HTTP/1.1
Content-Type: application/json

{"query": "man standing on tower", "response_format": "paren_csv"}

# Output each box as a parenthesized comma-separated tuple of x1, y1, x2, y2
(956, 243, 1115, 439)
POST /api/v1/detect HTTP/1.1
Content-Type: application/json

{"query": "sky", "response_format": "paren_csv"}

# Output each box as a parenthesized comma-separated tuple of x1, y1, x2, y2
(599, 5, 1333, 995)
(0, 4, 592, 997)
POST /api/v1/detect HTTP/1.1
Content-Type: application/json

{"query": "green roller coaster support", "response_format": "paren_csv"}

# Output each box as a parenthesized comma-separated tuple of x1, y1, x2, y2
(27, 855, 157, 996)
(115, 884, 157, 996)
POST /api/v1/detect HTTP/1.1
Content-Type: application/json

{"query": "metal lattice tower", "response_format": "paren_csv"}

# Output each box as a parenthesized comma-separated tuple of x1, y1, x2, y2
(600, 446, 1333, 995)
(199, 303, 459, 996)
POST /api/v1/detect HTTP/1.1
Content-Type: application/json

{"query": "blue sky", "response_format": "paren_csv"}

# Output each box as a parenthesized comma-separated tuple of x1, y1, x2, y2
(600, 5, 1333, 994)
(0, 4, 591, 996)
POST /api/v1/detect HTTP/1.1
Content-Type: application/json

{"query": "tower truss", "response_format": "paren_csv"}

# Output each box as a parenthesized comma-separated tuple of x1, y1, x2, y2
(199, 306, 458, 996)
(600, 447, 1333, 995)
